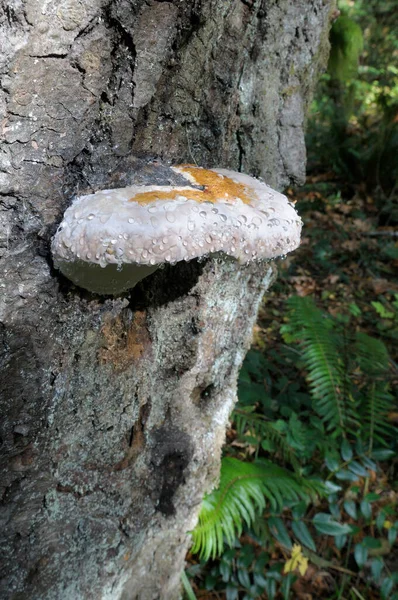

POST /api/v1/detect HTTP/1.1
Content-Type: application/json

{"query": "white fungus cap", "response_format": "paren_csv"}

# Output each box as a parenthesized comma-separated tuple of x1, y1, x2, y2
(51, 165, 302, 294)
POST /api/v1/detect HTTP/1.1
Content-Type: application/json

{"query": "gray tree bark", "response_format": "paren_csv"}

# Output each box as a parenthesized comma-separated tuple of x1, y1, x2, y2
(0, 1, 333, 598)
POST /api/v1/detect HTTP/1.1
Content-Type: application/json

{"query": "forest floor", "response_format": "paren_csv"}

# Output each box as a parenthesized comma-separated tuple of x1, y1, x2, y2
(260, 174, 398, 363)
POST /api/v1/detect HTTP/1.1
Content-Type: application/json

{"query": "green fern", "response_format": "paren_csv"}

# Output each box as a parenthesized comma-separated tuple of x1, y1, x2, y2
(354, 331, 390, 375)
(233, 407, 300, 471)
(353, 331, 394, 449)
(281, 296, 356, 435)
(282, 296, 395, 447)
(362, 382, 395, 451)
(191, 457, 322, 561)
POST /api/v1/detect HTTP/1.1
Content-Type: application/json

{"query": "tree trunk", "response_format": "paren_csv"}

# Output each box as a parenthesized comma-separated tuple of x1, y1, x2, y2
(0, 1, 333, 598)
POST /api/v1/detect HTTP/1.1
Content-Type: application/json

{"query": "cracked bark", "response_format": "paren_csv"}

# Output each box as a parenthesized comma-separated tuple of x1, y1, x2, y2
(0, 1, 334, 598)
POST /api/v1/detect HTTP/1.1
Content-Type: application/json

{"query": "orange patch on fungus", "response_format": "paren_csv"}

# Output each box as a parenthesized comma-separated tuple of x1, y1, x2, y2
(129, 165, 257, 206)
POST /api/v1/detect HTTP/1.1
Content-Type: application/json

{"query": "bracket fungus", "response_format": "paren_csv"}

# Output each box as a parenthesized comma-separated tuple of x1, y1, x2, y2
(51, 165, 302, 294)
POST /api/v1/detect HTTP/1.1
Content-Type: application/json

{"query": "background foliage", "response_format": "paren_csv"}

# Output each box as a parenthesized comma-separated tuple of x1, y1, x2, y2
(184, 2, 397, 598)
(308, 0, 398, 221)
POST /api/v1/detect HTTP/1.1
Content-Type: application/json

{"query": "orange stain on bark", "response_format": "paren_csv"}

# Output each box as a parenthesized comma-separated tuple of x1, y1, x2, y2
(99, 311, 150, 372)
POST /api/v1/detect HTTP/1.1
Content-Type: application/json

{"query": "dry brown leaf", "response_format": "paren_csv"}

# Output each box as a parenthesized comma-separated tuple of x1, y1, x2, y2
(353, 218, 372, 232)
(325, 274, 340, 285)
(291, 276, 317, 297)
(371, 278, 398, 294)
(307, 172, 337, 183)
(338, 203, 354, 214)
(300, 236, 311, 246)
(341, 239, 360, 252)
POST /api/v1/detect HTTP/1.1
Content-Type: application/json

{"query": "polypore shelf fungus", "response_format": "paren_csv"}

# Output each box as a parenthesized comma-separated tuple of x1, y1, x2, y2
(51, 165, 302, 294)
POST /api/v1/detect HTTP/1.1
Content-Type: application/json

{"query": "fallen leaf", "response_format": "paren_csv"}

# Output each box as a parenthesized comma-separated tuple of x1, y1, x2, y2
(371, 278, 398, 294)
(291, 276, 317, 297)
(342, 240, 360, 252)
(353, 218, 372, 232)
(339, 203, 354, 214)
(325, 274, 340, 285)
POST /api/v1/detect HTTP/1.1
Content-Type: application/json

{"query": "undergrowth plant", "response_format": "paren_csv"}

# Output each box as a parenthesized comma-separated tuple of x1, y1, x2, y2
(281, 296, 394, 445)
(191, 457, 322, 561)
(187, 296, 397, 600)
(307, 2, 398, 213)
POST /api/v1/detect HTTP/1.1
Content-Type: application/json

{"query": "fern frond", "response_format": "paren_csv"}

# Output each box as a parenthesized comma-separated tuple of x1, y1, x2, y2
(191, 457, 322, 560)
(233, 407, 300, 471)
(362, 382, 396, 451)
(354, 332, 390, 375)
(282, 296, 355, 434)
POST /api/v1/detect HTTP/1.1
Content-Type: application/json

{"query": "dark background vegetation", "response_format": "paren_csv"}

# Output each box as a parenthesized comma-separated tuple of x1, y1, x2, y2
(185, 1, 398, 598)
